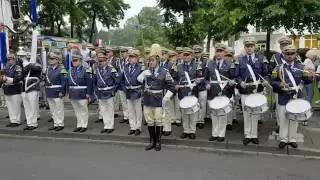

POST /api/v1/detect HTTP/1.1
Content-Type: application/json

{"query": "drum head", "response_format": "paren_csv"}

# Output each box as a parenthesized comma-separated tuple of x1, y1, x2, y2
(245, 94, 267, 108)
(180, 96, 198, 109)
(209, 96, 230, 109)
(286, 99, 311, 114)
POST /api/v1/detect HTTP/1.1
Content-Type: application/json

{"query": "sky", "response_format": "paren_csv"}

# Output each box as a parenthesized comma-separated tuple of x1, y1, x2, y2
(97, 0, 158, 31)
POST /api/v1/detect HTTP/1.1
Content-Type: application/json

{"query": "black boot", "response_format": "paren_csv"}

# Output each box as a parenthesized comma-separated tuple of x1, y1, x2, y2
(155, 126, 163, 151)
(145, 126, 156, 151)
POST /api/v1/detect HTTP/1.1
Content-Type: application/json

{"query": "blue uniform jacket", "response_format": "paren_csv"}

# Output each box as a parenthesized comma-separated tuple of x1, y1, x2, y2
(2, 64, 23, 95)
(159, 60, 172, 72)
(123, 63, 142, 100)
(235, 54, 269, 94)
(175, 61, 202, 100)
(45, 65, 68, 98)
(143, 67, 175, 107)
(272, 62, 304, 105)
(93, 64, 120, 100)
(205, 60, 235, 100)
(23, 63, 42, 93)
(67, 65, 93, 100)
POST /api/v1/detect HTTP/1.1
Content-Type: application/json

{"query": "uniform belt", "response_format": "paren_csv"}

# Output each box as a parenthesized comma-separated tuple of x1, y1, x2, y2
(98, 86, 114, 91)
(70, 86, 87, 89)
(46, 85, 63, 88)
(144, 88, 163, 94)
(210, 80, 228, 84)
(126, 85, 141, 89)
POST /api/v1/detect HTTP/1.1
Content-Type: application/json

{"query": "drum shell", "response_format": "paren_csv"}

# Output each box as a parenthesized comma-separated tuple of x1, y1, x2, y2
(286, 99, 312, 121)
(181, 103, 200, 115)
(179, 96, 200, 115)
(244, 93, 269, 114)
(208, 96, 232, 116)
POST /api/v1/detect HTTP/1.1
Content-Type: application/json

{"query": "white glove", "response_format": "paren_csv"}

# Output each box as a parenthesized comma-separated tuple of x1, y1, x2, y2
(206, 84, 211, 90)
(262, 81, 269, 87)
(240, 81, 246, 88)
(137, 70, 151, 83)
(144, 70, 152, 76)
(162, 90, 173, 107)
(228, 80, 236, 86)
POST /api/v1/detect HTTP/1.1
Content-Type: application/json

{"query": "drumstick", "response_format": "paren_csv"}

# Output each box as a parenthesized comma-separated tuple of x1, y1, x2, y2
(257, 74, 273, 89)
(219, 74, 238, 85)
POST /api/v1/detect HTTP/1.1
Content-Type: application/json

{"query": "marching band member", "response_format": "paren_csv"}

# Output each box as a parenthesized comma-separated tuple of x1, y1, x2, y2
(162, 50, 181, 136)
(138, 44, 175, 151)
(68, 52, 92, 133)
(176, 47, 202, 140)
(94, 52, 120, 134)
(270, 37, 293, 132)
(108, 46, 129, 123)
(22, 50, 42, 131)
(271, 45, 310, 149)
(207, 44, 236, 142)
(46, 52, 67, 131)
(193, 45, 206, 129)
(176, 47, 184, 65)
(123, 50, 143, 136)
(1, 54, 23, 127)
(235, 37, 269, 145)
(224, 47, 237, 130)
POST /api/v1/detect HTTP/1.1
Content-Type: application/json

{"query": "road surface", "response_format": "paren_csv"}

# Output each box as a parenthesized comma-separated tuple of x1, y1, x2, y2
(0, 137, 318, 180)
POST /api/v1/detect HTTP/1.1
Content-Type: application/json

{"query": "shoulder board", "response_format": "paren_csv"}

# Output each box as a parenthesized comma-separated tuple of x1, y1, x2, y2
(165, 72, 173, 81)
(270, 54, 276, 62)
(234, 58, 239, 65)
(111, 66, 117, 73)
(263, 57, 269, 63)
(230, 63, 235, 68)
(197, 63, 202, 70)
(16, 65, 22, 71)
(60, 68, 67, 74)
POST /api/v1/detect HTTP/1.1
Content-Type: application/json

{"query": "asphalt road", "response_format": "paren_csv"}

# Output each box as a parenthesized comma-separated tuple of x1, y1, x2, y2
(0, 138, 319, 180)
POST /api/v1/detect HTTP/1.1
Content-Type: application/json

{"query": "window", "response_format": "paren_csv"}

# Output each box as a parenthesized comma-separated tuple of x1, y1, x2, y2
(255, 21, 267, 33)
(257, 43, 266, 51)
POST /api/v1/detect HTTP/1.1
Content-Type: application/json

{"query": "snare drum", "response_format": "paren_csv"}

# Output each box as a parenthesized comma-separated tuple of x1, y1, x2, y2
(244, 93, 268, 114)
(179, 96, 200, 114)
(286, 99, 312, 121)
(208, 96, 232, 116)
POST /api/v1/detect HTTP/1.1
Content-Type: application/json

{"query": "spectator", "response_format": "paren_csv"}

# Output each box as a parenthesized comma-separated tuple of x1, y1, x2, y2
(303, 49, 318, 103)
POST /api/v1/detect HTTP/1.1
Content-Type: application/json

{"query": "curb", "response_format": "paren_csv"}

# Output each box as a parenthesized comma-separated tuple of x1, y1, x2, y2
(1, 129, 320, 159)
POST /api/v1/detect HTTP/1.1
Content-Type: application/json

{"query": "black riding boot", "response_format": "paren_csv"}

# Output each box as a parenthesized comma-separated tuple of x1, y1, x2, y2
(155, 126, 163, 151)
(145, 126, 156, 151)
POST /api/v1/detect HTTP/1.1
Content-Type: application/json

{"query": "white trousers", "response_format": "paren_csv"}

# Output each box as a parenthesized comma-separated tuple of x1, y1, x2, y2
(47, 98, 64, 127)
(71, 99, 88, 128)
(241, 94, 259, 138)
(197, 90, 207, 124)
(211, 113, 228, 137)
(173, 95, 181, 123)
(278, 105, 298, 143)
(182, 112, 198, 133)
(22, 91, 39, 127)
(227, 96, 237, 125)
(274, 93, 279, 126)
(163, 99, 172, 132)
(114, 91, 128, 119)
(5, 94, 22, 124)
(99, 98, 114, 129)
(127, 98, 142, 130)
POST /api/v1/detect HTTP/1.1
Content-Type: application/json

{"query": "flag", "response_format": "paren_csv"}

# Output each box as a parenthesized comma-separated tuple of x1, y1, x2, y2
(0, 32, 7, 69)
(31, 0, 38, 24)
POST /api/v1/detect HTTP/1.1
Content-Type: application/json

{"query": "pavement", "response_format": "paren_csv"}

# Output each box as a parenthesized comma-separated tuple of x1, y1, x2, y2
(0, 137, 319, 180)
(1, 104, 320, 157)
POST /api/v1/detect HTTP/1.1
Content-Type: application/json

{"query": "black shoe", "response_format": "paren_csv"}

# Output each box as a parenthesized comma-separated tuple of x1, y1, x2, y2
(79, 128, 87, 133)
(95, 119, 103, 123)
(23, 126, 31, 131)
(73, 127, 81, 132)
(11, 123, 20, 127)
(217, 137, 225, 142)
(175, 122, 181, 127)
(278, 142, 287, 149)
(37, 117, 40, 121)
(48, 126, 57, 131)
(135, 129, 141, 136)
(208, 136, 218, 141)
(180, 133, 188, 139)
(197, 123, 204, 129)
(258, 120, 263, 125)
(100, 129, 108, 133)
(28, 126, 37, 131)
(48, 118, 53, 122)
(251, 138, 259, 144)
(5, 115, 9, 119)
(189, 133, 196, 139)
(128, 130, 135, 135)
(204, 117, 211, 122)
(288, 142, 298, 148)
(226, 124, 233, 131)
(106, 129, 114, 134)
(114, 114, 119, 118)
(145, 126, 156, 151)
(243, 138, 251, 146)
(275, 126, 279, 134)
(163, 131, 171, 136)
(232, 119, 238, 124)
(55, 126, 64, 132)
(6, 123, 14, 127)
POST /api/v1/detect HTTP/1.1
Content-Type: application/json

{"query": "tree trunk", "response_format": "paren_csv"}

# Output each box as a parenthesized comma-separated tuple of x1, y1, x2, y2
(50, 17, 55, 35)
(57, 22, 62, 37)
(206, 30, 212, 53)
(89, 11, 96, 43)
(70, 22, 74, 38)
(70, 0, 74, 38)
(266, 28, 271, 60)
